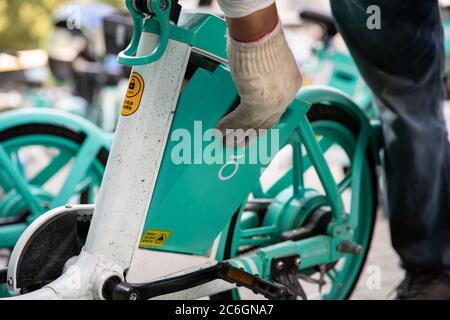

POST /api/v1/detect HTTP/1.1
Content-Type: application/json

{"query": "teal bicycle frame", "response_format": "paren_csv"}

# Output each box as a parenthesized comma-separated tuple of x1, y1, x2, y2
(118, 1, 378, 278)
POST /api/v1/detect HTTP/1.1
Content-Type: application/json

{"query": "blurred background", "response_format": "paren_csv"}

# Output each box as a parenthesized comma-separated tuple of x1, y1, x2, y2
(0, 0, 123, 50)
(0, 0, 333, 130)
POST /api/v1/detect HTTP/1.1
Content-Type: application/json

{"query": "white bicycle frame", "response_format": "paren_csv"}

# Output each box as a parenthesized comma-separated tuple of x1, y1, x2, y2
(6, 34, 237, 300)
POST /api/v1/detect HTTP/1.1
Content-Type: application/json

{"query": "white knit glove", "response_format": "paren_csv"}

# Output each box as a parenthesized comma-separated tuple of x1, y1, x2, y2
(216, 22, 302, 146)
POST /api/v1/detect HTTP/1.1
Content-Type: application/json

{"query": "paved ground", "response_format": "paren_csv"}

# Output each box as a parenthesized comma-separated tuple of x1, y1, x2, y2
(351, 213, 402, 299)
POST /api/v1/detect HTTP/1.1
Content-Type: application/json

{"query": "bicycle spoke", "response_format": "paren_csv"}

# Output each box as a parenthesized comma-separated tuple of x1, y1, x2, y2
(0, 150, 27, 193)
(74, 177, 93, 196)
(11, 151, 25, 176)
(0, 145, 44, 216)
(265, 138, 335, 197)
(292, 139, 304, 197)
(0, 168, 14, 193)
(29, 151, 72, 186)
(50, 136, 102, 208)
(326, 269, 337, 282)
(338, 173, 352, 193)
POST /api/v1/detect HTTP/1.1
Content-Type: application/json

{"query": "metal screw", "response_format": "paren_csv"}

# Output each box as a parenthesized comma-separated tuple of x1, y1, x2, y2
(129, 292, 138, 300)
(7, 277, 13, 287)
(65, 204, 73, 209)
(160, 0, 167, 10)
(335, 227, 342, 235)
(294, 257, 301, 267)
(346, 225, 352, 231)
(276, 261, 284, 270)
(336, 240, 362, 255)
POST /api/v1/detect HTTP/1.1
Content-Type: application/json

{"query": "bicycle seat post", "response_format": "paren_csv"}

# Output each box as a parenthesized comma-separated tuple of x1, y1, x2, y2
(84, 0, 191, 268)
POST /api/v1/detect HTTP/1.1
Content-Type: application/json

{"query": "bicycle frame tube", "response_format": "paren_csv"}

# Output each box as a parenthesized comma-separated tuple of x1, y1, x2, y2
(296, 114, 345, 219)
(0, 147, 44, 217)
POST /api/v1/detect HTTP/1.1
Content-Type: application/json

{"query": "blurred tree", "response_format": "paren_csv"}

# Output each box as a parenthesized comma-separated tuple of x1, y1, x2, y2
(0, 0, 124, 50)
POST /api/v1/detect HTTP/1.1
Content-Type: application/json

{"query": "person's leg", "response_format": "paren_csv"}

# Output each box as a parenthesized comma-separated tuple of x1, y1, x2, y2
(330, 0, 450, 294)
(215, 1, 302, 146)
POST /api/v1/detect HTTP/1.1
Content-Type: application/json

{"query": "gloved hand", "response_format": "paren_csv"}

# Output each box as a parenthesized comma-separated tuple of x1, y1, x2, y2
(216, 21, 302, 147)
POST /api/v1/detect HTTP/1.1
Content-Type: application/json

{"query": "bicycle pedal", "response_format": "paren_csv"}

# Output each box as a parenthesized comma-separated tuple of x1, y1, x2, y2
(217, 263, 296, 300)
(271, 255, 307, 300)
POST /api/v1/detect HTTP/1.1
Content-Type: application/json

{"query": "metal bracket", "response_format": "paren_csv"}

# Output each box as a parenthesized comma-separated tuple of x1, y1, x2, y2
(271, 255, 307, 300)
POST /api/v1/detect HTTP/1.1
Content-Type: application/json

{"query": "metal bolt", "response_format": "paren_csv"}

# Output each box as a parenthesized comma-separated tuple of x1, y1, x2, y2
(294, 257, 301, 267)
(335, 227, 342, 235)
(160, 0, 167, 10)
(346, 225, 352, 232)
(65, 204, 73, 209)
(129, 292, 138, 300)
(276, 261, 284, 270)
(7, 277, 13, 287)
(336, 240, 362, 255)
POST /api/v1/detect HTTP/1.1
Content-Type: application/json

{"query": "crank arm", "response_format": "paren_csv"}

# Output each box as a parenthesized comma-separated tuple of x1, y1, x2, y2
(107, 262, 296, 300)
(218, 263, 296, 300)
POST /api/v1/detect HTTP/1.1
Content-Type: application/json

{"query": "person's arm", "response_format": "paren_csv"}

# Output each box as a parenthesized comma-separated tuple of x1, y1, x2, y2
(226, 3, 279, 42)
(216, 1, 303, 146)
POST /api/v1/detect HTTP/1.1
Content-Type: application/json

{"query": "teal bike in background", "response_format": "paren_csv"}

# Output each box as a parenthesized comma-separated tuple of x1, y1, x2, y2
(0, 108, 111, 296)
(300, 4, 450, 116)
(298, 9, 374, 119)
(0, 4, 122, 290)
(0, 108, 111, 248)
(0, 40, 114, 297)
(0, 3, 132, 296)
(0, 2, 128, 255)
(21, 2, 132, 133)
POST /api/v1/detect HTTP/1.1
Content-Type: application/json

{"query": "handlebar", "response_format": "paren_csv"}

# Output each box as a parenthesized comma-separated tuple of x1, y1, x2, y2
(117, 0, 172, 66)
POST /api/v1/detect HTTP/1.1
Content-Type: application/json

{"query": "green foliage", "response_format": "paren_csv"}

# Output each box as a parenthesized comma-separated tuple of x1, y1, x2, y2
(0, 0, 124, 50)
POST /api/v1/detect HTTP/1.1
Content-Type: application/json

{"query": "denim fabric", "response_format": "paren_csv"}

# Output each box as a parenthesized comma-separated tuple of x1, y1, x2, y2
(330, 0, 450, 275)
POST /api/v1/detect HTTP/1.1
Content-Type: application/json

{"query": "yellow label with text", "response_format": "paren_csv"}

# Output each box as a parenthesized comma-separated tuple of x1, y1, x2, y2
(121, 72, 144, 116)
(139, 229, 172, 248)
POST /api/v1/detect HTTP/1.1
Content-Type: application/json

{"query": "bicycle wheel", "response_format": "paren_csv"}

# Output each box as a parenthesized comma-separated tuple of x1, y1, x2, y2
(0, 123, 108, 249)
(213, 104, 378, 300)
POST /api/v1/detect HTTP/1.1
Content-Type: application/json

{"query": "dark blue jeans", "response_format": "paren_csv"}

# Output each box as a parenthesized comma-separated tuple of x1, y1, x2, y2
(330, 0, 450, 276)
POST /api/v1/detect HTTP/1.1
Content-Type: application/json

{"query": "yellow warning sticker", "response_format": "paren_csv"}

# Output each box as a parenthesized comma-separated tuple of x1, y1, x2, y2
(139, 229, 172, 248)
(121, 72, 144, 116)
